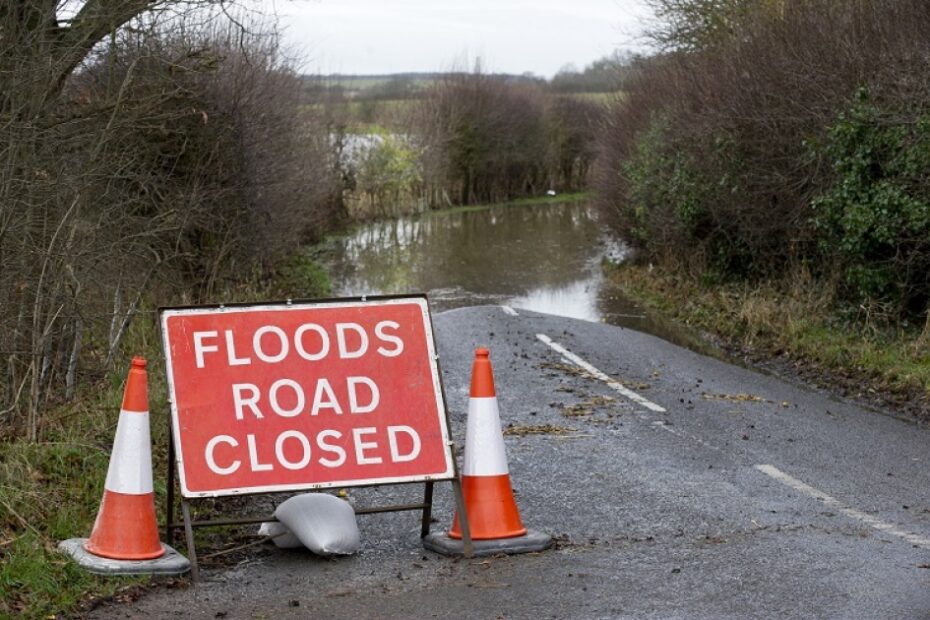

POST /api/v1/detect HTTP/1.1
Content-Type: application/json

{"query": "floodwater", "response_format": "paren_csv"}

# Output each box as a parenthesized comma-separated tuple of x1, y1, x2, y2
(322, 200, 707, 351)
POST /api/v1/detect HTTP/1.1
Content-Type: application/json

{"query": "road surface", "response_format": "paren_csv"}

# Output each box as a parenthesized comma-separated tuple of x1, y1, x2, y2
(90, 306, 930, 619)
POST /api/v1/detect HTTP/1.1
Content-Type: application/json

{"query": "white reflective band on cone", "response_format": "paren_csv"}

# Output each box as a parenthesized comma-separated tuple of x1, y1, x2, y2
(104, 410, 154, 494)
(463, 397, 509, 476)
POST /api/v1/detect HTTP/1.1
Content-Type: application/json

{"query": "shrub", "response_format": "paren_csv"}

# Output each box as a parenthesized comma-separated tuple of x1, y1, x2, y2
(811, 90, 930, 314)
(595, 0, 930, 318)
(620, 116, 711, 250)
(415, 70, 550, 205)
(414, 70, 604, 206)
(546, 96, 605, 192)
(0, 19, 344, 439)
(352, 132, 424, 217)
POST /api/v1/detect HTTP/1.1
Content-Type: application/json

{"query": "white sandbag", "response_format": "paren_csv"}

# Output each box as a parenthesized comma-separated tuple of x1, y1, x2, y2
(257, 521, 303, 549)
(274, 493, 360, 556)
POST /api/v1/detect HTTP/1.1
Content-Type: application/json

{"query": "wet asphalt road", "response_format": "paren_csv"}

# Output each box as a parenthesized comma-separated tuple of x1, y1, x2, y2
(89, 306, 930, 619)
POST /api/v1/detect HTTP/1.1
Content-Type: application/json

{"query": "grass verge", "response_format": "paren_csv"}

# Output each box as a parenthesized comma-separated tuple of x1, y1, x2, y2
(0, 324, 171, 618)
(608, 263, 930, 417)
(0, 257, 331, 619)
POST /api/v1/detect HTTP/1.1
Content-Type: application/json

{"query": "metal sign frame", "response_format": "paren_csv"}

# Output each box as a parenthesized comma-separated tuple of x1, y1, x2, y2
(159, 294, 473, 580)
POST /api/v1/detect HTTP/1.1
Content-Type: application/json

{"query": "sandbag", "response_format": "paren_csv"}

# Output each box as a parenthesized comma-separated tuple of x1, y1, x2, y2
(257, 521, 303, 549)
(274, 493, 360, 556)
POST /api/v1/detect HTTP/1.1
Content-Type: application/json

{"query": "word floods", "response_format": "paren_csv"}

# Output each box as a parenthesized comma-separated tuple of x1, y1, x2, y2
(160, 297, 454, 497)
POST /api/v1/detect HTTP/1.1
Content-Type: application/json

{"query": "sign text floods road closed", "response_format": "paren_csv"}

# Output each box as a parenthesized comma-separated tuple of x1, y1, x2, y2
(160, 297, 454, 497)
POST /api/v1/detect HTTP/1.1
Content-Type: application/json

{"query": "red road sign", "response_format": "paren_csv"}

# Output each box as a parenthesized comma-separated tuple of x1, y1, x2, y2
(160, 297, 454, 497)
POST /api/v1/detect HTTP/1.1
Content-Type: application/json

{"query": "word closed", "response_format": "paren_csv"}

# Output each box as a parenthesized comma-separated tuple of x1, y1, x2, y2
(161, 297, 454, 497)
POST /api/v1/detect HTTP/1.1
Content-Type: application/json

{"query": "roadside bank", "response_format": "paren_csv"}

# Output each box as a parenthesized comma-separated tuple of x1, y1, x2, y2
(0, 259, 333, 619)
(607, 263, 930, 422)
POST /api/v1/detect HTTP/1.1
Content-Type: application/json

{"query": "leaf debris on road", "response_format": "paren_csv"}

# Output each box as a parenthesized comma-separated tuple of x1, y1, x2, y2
(701, 392, 773, 404)
(504, 423, 578, 436)
(562, 396, 616, 417)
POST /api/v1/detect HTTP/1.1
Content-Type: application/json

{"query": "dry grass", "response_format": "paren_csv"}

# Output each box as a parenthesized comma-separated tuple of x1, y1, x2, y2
(610, 262, 930, 412)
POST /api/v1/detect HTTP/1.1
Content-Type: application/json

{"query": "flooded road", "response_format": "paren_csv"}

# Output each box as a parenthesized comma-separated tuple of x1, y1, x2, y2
(322, 200, 703, 349)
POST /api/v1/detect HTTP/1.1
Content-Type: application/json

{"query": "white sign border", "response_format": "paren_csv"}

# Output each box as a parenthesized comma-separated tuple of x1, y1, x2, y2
(160, 296, 455, 498)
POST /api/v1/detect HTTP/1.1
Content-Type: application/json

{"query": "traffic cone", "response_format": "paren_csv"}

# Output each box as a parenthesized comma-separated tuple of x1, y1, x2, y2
(84, 357, 164, 560)
(422, 346, 550, 557)
(449, 347, 527, 539)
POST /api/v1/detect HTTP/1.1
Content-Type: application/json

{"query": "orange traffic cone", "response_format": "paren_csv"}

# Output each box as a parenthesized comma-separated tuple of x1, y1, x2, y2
(84, 357, 164, 560)
(449, 347, 527, 539)
(423, 346, 551, 556)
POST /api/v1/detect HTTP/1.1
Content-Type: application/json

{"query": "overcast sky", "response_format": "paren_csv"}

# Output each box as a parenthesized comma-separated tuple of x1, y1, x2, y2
(264, 0, 653, 77)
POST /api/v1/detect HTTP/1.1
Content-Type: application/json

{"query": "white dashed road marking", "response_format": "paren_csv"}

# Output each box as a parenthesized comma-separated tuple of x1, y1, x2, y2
(755, 464, 930, 550)
(501, 305, 519, 316)
(536, 333, 666, 413)
(530, 323, 926, 549)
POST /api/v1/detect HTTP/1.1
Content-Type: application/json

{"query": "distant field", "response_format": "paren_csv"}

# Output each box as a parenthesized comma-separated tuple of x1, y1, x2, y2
(320, 75, 438, 91)
(324, 76, 392, 89)
(564, 91, 624, 104)
(307, 73, 458, 99)
(298, 99, 416, 130)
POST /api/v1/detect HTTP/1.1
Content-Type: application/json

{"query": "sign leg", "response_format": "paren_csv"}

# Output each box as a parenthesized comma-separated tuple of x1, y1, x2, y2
(165, 419, 176, 545)
(181, 500, 200, 583)
(420, 481, 434, 538)
(451, 477, 474, 557)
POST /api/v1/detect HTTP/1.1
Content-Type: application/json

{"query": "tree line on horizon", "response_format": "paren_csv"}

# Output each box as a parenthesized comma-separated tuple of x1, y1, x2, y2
(300, 53, 631, 102)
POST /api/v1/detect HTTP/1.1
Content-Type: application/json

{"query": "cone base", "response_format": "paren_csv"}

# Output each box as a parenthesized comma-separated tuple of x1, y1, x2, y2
(84, 541, 166, 561)
(60, 539, 189, 576)
(448, 524, 527, 541)
(448, 474, 526, 540)
(424, 529, 552, 557)
(85, 490, 165, 560)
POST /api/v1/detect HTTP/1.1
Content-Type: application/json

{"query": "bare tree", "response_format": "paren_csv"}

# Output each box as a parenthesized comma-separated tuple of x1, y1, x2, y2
(0, 1, 217, 110)
(415, 69, 550, 205)
(0, 7, 343, 441)
(644, 0, 773, 51)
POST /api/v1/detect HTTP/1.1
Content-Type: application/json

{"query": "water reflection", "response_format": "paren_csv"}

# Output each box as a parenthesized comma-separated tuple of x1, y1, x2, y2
(322, 201, 713, 353)
(510, 280, 602, 322)
(327, 202, 609, 304)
